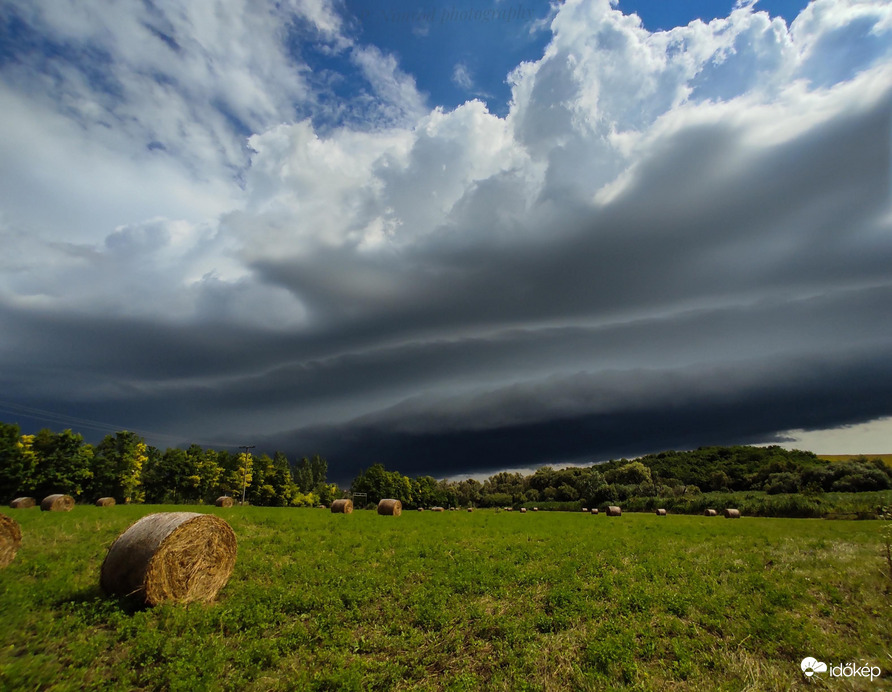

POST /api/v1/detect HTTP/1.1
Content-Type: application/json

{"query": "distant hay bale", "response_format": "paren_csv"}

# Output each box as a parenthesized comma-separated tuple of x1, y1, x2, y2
(520, 508, 527, 513)
(330, 499, 353, 514)
(418, 507, 424, 512)
(431, 507, 445, 512)
(41, 494, 74, 512)
(533, 507, 539, 512)
(590, 508, 599, 514)
(606, 506, 621, 517)
(704, 509, 718, 516)
(506, 507, 513, 512)
(0, 513, 22, 568)
(467, 508, 474, 512)
(96, 497, 116, 507)
(9, 497, 36, 509)
(377, 499, 402, 516)
(656, 508, 667, 516)
(215, 496, 234, 508)
(100, 512, 237, 606)
(582, 507, 588, 512)
(724, 508, 741, 519)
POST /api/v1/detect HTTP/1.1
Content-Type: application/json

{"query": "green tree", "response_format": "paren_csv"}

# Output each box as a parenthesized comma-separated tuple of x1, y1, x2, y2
(605, 461, 652, 486)
(31, 428, 94, 499)
(92, 431, 148, 503)
(0, 423, 38, 501)
(351, 463, 413, 505)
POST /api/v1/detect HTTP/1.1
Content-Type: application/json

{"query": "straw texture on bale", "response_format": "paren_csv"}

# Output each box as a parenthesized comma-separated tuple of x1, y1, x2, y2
(606, 506, 622, 516)
(656, 508, 667, 516)
(377, 499, 402, 516)
(704, 509, 718, 517)
(331, 499, 354, 514)
(100, 512, 237, 606)
(41, 494, 74, 512)
(10, 497, 36, 509)
(215, 496, 234, 508)
(96, 497, 116, 507)
(0, 513, 22, 568)
(590, 508, 599, 514)
(724, 508, 741, 519)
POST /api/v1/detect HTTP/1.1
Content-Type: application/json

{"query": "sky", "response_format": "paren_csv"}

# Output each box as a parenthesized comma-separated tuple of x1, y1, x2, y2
(1, 0, 891, 483)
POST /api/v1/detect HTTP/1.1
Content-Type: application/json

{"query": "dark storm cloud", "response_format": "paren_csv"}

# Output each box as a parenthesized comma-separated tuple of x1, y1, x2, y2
(260, 343, 892, 483)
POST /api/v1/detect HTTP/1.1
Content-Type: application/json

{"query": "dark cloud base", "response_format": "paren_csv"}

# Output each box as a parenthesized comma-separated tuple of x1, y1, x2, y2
(268, 351, 892, 484)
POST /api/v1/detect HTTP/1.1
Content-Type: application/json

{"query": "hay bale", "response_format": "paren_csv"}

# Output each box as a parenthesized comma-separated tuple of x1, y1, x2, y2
(41, 494, 74, 512)
(467, 507, 474, 512)
(590, 508, 599, 514)
(417, 507, 424, 512)
(724, 508, 741, 519)
(100, 512, 237, 606)
(96, 497, 116, 507)
(533, 507, 539, 511)
(606, 506, 622, 516)
(704, 509, 717, 516)
(0, 513, 22, 568)
(431, 507, 445, 512)
(582, 507, 588, 512)
(656, 508, 667, 516)
(9, 497, 36, 509)
(377, 499, 402, 516)
(520, 508, 527, 513)
(331, 499, 354, 514)
(215, 496, 234, 508)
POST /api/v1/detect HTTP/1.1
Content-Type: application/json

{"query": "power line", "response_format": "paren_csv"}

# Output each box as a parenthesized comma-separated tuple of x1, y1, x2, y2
(0, 398, 243, 449)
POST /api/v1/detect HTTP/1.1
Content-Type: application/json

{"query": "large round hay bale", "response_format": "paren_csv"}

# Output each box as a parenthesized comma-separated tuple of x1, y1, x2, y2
(724, 508, 741, 519)
(656, 508, 667, 516)
(215, 496, 234, 508)
(10, 497, 36, 509)
(417, 507, 424, 512)
(520, 507, 527, 513)
(331, 499, 353, 514)
(704, 509, 717, 517)
(606, 506, 622, 516)
(582, 507, 588, 512)
(467, 507, 474, 512)
(532, 507, 539, 512)
(590, 508, 599, 514)
(0, 513, 22, 568)
(377, 499, 402, 516)
(100, 512, 237, 606)
(431, 506, 445, 512)
(41, 494, 74, 512)
(96, 497, 116, 507)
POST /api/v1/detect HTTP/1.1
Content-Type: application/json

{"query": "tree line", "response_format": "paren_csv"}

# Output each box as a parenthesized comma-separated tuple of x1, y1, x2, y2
(0, 422, 338, 506)
(349, 445, 892, 509)
(3, 420, 890, 511)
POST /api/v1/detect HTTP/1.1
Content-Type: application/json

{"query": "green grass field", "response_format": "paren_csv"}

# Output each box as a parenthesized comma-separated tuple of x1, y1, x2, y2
(1, 506, 890, 691)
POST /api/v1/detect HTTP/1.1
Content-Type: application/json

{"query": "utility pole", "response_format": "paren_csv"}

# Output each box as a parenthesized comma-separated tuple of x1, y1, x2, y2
(239, 445, 255, 505)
